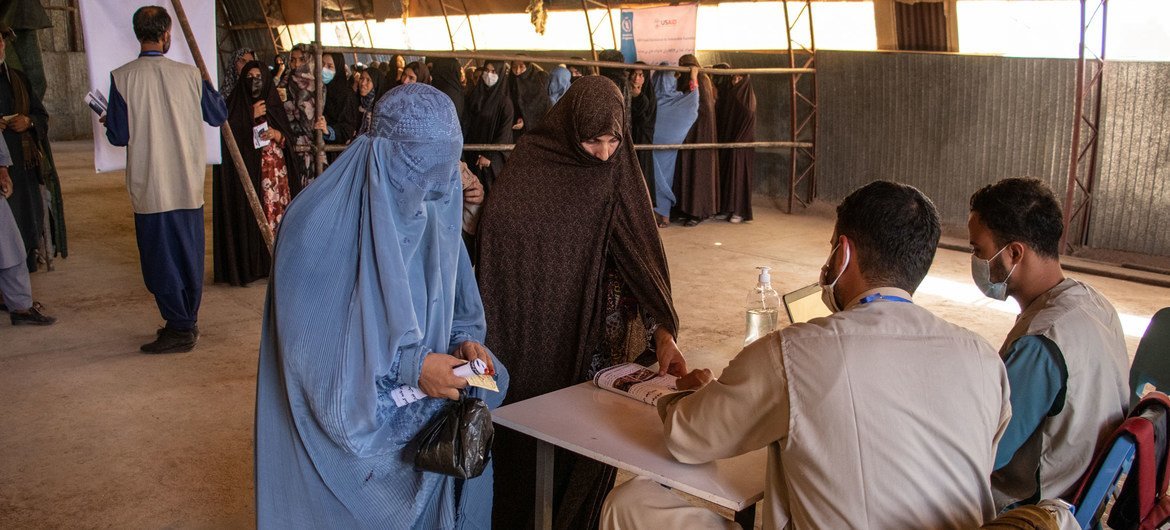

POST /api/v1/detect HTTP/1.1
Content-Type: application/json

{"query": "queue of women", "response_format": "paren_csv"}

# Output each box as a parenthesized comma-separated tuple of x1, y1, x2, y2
(212, 48, 758, 287)
(210, 47, 757, 528)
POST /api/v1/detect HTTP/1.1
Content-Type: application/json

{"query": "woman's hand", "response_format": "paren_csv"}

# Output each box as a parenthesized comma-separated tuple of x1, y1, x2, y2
(453, 341, 496, 376)
(9, 114, 31, 133)
(461, 165, 484, 206)
(315, 115, 328, 134)
(0, 168, 13, 199)
(654, 327, 688, 377)
(419, 353, 469, 400)
(676, 368, 713, 391)
(252, 101, 267, 119)
(476, 155, 490, 169)
(263, 128, 284, 144)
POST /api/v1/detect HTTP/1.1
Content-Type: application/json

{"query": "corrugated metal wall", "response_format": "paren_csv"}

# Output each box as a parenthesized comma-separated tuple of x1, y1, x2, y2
(1088, 61, 1170, 257)
(817, 50, 1076, 229)
(814, 50, 1170, 257)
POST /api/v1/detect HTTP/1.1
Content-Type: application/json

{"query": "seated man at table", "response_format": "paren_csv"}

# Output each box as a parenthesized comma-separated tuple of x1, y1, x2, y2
(968, 178, 1128, 510)
(601, 181, 1012, 529)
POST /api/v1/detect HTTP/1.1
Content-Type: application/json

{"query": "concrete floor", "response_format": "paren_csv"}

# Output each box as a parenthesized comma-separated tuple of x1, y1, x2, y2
(2, 141, 1168, 528)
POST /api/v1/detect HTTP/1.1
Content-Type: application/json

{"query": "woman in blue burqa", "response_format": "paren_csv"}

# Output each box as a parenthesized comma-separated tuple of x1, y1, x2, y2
(254, 83, 509, 529)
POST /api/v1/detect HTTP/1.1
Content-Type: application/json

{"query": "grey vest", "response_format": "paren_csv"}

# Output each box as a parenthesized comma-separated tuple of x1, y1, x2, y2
(111, 56, 206, 214)
(779, 299, 1008, 528)
(992, 278, 1129, 508)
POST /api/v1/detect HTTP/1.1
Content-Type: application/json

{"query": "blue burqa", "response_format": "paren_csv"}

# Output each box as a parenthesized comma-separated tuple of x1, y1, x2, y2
(548, 66, 572, 106)
(255, 83, 509, 529)
(650, 71, 699, 218)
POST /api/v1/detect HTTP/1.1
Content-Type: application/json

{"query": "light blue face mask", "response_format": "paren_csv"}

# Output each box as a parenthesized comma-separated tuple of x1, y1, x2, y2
(971, 245, 1017, 301)
(321, 67, 336, 85)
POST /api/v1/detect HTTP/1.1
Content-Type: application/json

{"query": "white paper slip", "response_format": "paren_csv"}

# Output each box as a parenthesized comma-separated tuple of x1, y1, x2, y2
(391, 358, 498, 407)
(253, 122, 271, 148)
(390, 386, 427, 407)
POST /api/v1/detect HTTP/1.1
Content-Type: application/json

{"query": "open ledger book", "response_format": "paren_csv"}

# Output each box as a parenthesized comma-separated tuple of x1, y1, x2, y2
(593, 363, 680, 406)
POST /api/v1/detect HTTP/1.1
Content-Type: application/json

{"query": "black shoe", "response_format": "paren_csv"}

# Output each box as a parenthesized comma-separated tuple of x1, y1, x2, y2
(141, 328, 196, 354)
(10, 302, 57, 326)
(156, 325, 199, 341)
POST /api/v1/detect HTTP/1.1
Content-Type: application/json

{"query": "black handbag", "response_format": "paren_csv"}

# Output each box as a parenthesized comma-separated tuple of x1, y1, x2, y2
(413, 395, 494, 479)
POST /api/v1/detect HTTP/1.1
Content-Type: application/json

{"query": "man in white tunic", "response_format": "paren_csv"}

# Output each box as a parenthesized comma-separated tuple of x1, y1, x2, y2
(602, 181, 1012, 529)
(967, 178, 1128, 510)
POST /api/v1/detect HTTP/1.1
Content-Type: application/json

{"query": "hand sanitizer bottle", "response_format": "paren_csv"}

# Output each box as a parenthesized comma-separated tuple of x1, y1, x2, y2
(745, 266, 781, 346)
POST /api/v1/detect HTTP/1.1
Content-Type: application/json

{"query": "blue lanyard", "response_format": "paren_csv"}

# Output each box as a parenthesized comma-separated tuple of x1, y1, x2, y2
(858, 293, 913, 305)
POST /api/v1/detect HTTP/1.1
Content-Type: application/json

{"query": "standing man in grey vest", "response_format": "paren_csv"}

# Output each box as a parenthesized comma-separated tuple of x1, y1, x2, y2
(968, 177, 1129, 510)
(103, 6, 227, 354)
(602, 181, 1012, 529)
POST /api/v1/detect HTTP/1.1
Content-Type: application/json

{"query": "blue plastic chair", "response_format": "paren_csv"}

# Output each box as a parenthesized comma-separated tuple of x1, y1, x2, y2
(1071, 434, 1137, 529)
(1130, 308, 1170, 408)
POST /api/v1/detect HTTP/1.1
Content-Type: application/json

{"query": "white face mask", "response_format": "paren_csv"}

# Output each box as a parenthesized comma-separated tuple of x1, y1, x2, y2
(819, 242, 851, 313)
(971, 245, 1017, 301)
(482, 72, 499, 87)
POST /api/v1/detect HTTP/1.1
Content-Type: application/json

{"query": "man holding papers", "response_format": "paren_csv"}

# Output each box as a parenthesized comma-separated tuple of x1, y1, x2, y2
(602, 181, 1012, 529)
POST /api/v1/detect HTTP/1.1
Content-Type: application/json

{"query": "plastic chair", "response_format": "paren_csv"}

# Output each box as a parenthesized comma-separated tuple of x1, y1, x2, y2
(1130, 308, 1170, 408)
(1070, 434, 1137, 529)
(1067, 392, 1170, 530)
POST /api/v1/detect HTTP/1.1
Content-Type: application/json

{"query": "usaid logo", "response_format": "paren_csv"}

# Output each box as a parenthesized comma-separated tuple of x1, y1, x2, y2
(622, 18, 633, 32)
(654, 18, 678, 29)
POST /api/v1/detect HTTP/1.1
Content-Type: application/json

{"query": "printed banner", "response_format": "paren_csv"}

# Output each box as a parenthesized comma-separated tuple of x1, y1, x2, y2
(619, 3, 699, 66)
(79, 0, 221, 173)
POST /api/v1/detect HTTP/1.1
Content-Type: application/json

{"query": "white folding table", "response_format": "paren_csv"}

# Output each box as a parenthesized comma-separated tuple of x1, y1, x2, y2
(493, 382, 766, 529)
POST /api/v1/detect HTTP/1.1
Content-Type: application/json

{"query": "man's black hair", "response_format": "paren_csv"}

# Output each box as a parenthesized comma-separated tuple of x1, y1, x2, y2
(132, 6, 171, 43)
(969, 177, 1064, 259)
(835, 180, 942, 294)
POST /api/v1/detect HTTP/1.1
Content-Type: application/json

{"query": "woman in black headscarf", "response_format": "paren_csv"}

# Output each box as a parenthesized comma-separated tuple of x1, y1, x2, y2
(672, 54, 719, 227)
(402, 61, 431, 85)
(508, 58, 551, 139)
(353, 65, 387, 136)
(628, 62, 657, 207)
(316, 52, 359, 153)
(479, 75, 688, 530)
(463, 60, 513, 195)
(213, 60, 301, 286)
(430, 57, 465, 121)
(597, 50, 629, 103)
(714, 64, 757, 223)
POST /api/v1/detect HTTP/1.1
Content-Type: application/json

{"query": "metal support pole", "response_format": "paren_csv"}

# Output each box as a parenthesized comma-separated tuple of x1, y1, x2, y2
(314, 0, 325, 177)
(781, 0, 817, 214)
(172, 0, 275, 253)
(439, 0, 459, 52)
(1062, 0, 1108, 253)
(336, 0, 360, 64)
(462, 0, 479, 51)
(324, 141, 813, 153)
(581, 0, 599, 61)
(322, 47, 813, 76)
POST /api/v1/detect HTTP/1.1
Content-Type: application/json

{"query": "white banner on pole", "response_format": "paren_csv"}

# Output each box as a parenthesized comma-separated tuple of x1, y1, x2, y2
(620, 3, 699, 67)
(79, 0, 221, 173)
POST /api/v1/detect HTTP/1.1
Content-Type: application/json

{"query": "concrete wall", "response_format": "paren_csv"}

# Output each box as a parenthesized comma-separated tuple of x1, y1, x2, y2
(38, 1, 91, 141)
(40, 50, 91, 141)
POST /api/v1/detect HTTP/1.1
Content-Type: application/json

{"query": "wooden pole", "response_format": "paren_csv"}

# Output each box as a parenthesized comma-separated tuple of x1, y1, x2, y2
(171, 0, 275, 253)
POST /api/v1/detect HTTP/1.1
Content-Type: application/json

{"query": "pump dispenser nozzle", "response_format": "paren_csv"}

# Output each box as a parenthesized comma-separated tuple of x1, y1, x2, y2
(756, 266, 772, 285)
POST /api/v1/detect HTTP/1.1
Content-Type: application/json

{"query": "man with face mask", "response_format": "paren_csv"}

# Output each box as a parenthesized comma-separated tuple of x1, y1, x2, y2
(103, 6, 228, 354)
(602, 181, 1011, 529)
(968, 178, 1128, 511)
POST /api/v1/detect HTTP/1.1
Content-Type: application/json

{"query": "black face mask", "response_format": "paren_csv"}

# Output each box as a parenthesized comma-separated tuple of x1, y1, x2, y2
(248, 77, 264, 100)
